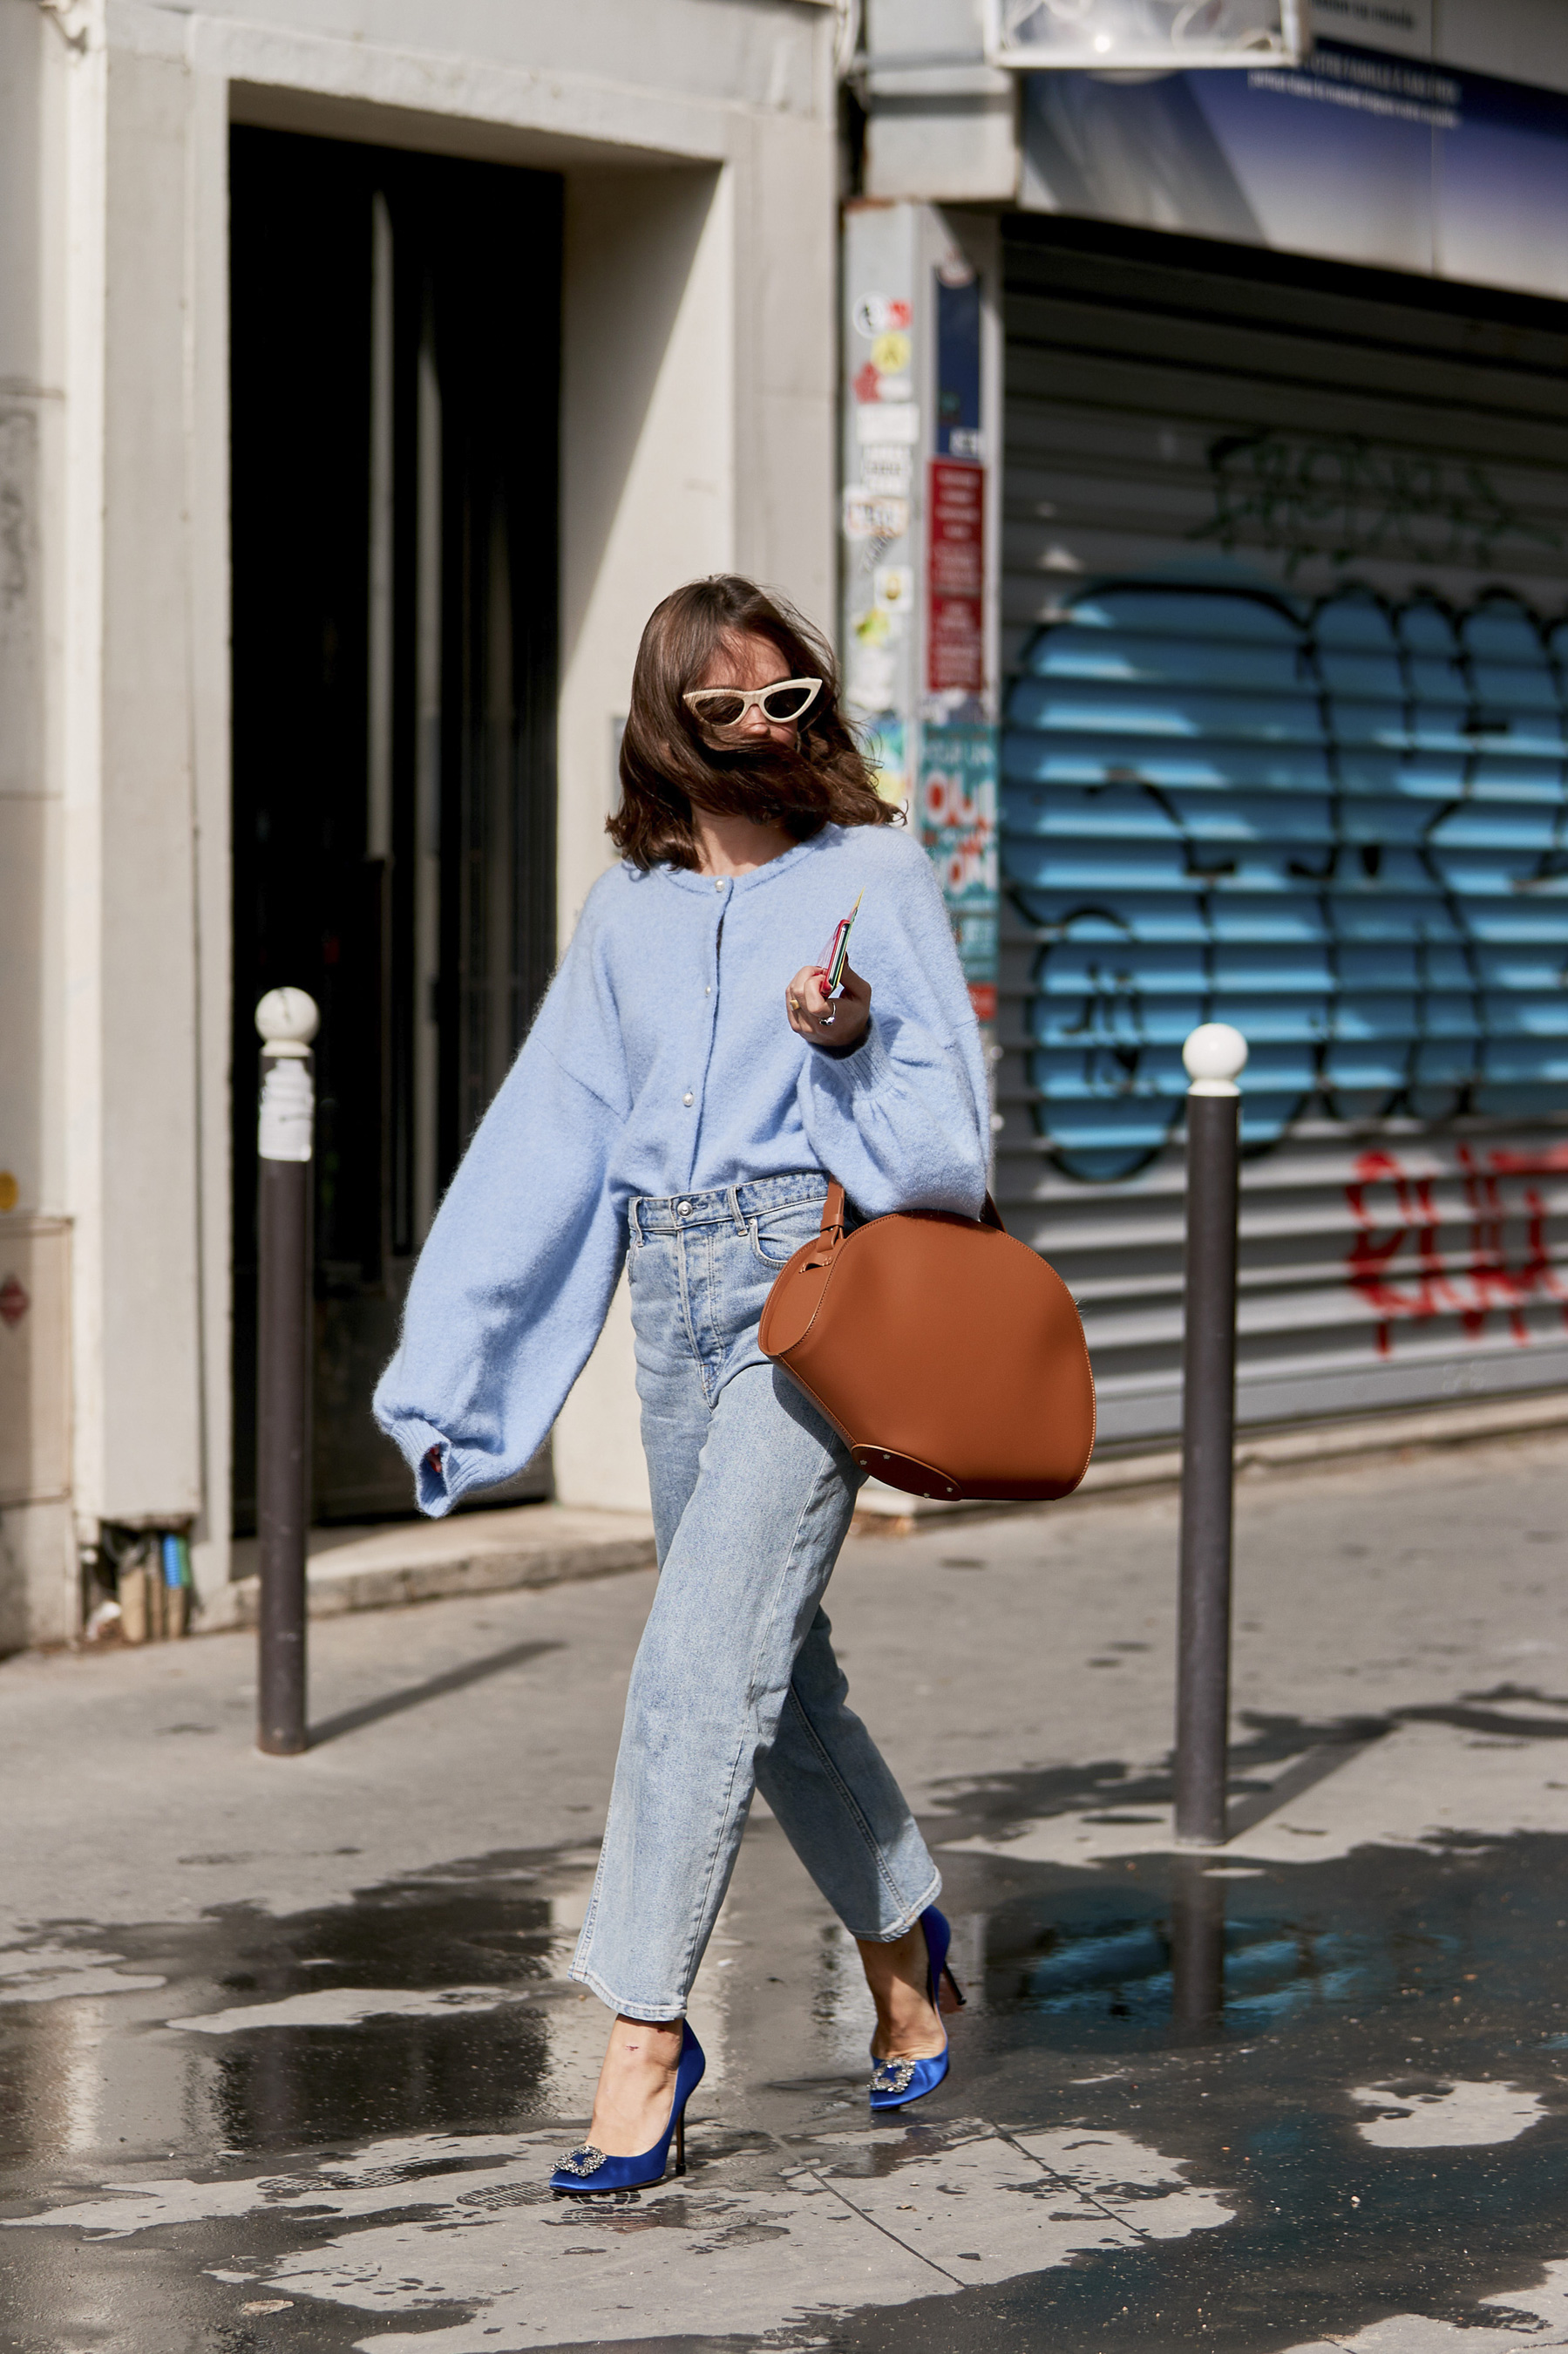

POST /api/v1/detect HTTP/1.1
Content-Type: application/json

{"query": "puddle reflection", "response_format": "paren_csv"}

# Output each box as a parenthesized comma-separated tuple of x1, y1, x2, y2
(7, 1828, 1568, 2353)
(978, 1839, 1501, 2049)
(0, 1849, 750, 2174)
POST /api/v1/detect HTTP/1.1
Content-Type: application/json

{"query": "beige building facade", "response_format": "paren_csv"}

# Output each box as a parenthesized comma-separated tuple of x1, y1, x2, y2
(0, 0, 840, 1647)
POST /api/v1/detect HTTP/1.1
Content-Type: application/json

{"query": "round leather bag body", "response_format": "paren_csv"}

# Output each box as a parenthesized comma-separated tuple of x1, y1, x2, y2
(758, 1186, 1096, 1503)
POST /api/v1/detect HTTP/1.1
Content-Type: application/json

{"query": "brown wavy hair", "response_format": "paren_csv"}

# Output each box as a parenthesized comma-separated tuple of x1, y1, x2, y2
(610, 575, 899, 871)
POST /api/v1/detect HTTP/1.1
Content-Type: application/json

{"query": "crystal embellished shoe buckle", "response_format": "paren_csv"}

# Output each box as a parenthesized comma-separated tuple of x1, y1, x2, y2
(555, 2144, 608, 2177)
(869, 2058, 918, 2097)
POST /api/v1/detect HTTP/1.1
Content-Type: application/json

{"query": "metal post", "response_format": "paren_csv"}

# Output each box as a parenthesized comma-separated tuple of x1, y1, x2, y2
(1175, 1022, 1248, 1847)
(255, 988, 319, 1757)
(1169, 1854, 1226, 2038)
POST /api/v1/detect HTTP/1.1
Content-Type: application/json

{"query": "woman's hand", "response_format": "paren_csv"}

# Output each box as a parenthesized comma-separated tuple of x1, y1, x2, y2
(786, 959, 871, 1052)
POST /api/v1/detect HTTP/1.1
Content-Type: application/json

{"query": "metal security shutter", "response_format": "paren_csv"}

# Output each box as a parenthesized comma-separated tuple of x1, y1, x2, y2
(998, 221, 1568, 1444)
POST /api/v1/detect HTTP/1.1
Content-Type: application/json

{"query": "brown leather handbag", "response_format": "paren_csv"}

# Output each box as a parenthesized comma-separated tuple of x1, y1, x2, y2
(758, 1181, 1095, 1503)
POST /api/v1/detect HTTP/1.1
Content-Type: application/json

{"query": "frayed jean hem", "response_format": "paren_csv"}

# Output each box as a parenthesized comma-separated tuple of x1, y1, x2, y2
(568, 1956, 687, 2023)
(845, 1864, 942, 1944)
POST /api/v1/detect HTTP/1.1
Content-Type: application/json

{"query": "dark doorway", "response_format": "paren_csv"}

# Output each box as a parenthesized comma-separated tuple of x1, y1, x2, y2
(230, 128, 560, 1529)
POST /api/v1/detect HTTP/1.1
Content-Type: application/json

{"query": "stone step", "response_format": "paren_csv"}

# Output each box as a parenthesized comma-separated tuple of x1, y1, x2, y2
(200, 1504, 656, 1632)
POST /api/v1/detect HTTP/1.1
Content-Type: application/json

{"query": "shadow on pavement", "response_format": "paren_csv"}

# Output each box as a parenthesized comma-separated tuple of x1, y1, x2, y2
(307, 1636, 565, 1747)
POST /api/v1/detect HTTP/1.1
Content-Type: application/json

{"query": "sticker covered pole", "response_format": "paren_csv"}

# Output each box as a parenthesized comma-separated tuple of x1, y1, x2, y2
(255, 988, 318, 1757)
(1175, 1023, 1247, 1848)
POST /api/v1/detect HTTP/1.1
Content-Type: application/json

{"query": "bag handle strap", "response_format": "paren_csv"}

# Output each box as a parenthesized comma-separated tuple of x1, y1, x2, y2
(818, 1181, 1005, 1234)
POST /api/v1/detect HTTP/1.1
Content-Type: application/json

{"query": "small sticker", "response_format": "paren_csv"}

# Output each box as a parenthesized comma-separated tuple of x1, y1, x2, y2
(258, 1057, 315, 1163)
(852, 359, 882, 405)
(853, 294, 913, 338)
(0, 1274, 28, 1329)
(863, 719, 908, 805)
(874, 564, 914, 613)
(861, 445, 908, 496)
(847, 642, 899, 712)
(861, 720, 908, 805)
(842, 488, 910, 541)
(871, 330, 912, 376)
(862, 442, 912, 494)
(856, 405, 920, 446)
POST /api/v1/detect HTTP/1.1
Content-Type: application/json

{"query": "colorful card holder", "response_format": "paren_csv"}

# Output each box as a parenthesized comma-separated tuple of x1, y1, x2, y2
(816, 890, 864, 995)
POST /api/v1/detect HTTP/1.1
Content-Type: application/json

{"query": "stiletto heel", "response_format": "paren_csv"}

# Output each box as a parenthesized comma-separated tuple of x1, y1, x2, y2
(943, 1961, 967, 2008)
(551, 2020, 705, 2195)
(869, 1907, 960, 2111)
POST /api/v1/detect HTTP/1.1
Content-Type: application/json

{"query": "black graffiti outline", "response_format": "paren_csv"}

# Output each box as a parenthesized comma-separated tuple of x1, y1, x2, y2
(1193, 431, 1562, 581)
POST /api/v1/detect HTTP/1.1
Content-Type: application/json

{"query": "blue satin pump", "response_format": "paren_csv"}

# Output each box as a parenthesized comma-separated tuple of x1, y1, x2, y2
(868, 1906, 965, 2110)
(551, 2020, 706, 2195)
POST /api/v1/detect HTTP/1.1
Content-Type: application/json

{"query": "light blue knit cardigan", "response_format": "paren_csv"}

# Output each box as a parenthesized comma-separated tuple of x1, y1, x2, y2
(373, 822, 989, 1514)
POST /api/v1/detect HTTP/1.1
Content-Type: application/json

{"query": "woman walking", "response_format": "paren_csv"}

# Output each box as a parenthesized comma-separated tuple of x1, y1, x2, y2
(375, 575, 989, 2192)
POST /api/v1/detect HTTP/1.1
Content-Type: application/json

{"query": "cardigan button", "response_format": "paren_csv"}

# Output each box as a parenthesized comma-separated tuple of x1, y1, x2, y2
(682, 1092, 694, 1106)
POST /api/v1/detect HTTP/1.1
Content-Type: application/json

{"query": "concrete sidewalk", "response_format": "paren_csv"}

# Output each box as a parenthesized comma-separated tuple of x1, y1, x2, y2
(3, 1425, 1568, 2352)
(182, 1388, 1568, 1631)
(205, 1501, 657, 1630)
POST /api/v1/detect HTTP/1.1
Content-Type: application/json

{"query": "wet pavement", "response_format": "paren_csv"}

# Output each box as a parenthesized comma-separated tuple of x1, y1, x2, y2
(3, 1431, 1567, 2351)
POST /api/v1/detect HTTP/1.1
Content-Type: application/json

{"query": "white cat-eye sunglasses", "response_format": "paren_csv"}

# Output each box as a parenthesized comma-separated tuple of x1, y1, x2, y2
(682, 677, 824, 731)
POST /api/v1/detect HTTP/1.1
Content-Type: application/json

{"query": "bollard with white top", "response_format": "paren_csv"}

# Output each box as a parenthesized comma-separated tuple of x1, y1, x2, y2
(255, 988, 319, 1757)
(1174, 1022, 1247, 1849)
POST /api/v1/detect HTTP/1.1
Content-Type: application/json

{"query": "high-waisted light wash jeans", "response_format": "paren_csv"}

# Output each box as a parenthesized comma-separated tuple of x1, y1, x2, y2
(569, 1173, 940, 2021)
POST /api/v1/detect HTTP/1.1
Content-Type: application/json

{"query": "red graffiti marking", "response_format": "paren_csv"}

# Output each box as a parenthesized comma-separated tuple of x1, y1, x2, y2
(1345, 1145, 1568, 1357)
